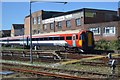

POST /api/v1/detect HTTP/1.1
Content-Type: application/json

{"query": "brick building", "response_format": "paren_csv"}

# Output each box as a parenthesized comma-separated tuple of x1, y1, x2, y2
(24, 8, 120, 41)
(24, 10, 63, 35)
(0, 30, 11, 38)
(11, 24, 24, 37)
(85, 21, 120, 41)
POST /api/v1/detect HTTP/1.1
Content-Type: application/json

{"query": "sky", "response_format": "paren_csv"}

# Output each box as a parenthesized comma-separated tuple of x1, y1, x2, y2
(1, 2, 119, 30)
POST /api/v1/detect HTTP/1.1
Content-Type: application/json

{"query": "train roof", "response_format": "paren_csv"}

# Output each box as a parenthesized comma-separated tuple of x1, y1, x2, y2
(0, 35, 28, 40)
(0, 29, 89, 40)
(32, 29, 83, 38)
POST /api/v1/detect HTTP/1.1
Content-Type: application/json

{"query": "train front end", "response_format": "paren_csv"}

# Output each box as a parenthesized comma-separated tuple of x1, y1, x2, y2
(78, 31, 94, 52)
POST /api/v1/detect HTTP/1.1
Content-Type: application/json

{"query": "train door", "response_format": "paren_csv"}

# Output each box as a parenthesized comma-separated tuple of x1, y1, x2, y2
(80, 32, 87, 49)
(72, 34, 76, 47)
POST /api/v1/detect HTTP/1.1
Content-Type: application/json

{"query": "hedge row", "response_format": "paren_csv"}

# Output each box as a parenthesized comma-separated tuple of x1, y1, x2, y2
(95, 39, 120, 50)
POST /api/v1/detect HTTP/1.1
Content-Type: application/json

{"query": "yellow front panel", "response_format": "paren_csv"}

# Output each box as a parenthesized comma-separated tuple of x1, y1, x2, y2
(79, 40, 82, 46)
(88, 33, 92, 46)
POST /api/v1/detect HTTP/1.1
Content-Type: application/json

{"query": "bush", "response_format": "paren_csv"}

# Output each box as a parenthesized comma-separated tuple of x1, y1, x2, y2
(95, 39, 120, 50)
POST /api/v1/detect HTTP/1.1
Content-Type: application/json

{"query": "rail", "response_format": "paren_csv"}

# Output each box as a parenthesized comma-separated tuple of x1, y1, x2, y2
(1, 49, 62, 60)
(2, 62, 120, 78)
(3, 66, 89, 80)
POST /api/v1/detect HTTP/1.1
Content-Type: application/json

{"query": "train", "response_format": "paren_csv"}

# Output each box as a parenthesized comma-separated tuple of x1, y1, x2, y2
(0, 30, 94, 52)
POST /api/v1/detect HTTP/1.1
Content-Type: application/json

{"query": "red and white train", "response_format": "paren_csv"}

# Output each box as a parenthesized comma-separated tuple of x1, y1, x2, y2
(0, 30, 94, 52)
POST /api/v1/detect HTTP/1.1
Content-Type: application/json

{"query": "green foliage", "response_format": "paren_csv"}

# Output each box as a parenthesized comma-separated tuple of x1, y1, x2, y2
(95, 39, 120, 50)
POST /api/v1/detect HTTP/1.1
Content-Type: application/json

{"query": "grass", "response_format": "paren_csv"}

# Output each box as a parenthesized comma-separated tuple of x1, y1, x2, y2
(57, 62, 120, 75)
(2, 47, 28, 51)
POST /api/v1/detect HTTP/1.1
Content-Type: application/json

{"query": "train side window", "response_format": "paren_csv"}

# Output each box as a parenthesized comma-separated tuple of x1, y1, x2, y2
(54, 37, 59, 40)
(38, 38, 40, 41)
(66, 36, 72, 40)
(80, 34, 84, 40)
(36, 38, 39, 41)
(39, 38, 43, 41)
(60, 37, 64, 40)
(44, 37, 48, 40)
(27, 37, 28, 41)
(10, 39, 20, 41)
(80, 32, 86, 40)
(76, 35, 78, 39)
(32, 38, 34, 41)
(32, 38, 37, 41)
(49, 37, 53, 40)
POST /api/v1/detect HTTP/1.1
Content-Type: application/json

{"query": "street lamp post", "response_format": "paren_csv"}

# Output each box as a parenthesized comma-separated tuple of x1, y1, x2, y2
(30, 1, 33, 64)
(29, 0, 67, 63)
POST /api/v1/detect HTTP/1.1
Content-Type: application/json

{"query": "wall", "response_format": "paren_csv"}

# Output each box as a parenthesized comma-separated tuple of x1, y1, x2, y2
(14, 29, 24, 36)
(24, 17, 30, 35)
(84, 21, 119, 41)
(42, 12, 84, 33)
(11, 25, 14, 37)
(84, 9, 117, 24)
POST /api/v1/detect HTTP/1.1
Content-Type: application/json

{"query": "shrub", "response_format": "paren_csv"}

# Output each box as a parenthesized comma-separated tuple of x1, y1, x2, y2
(95, 39, 120, 50)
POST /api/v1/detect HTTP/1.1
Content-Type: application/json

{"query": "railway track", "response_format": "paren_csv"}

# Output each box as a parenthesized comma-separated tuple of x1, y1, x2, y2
(2, 53, 111, 67)
(1, 49, 95, 62)
(2, 62, 120, 78)
(2, 55, 108, 67)
(1, 49, 120, 79)
(2, 64, 89, 80)
(2, 51, 120, 67)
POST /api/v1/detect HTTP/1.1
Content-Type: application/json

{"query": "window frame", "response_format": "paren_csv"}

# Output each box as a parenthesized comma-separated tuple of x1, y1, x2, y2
(38, 16, 41, 24)
(89, 27, 101, 35)
(66, 36, 72, 40)
(33, 30, 37, 34)
(66, 20, 71, 28)
(75, 18, 81, 26)
(57, 21, 62, 29)
(50, 23, 54, 30)
(33, 17, 36, 25)
(43, 24, 47, 30)
(103, 26, 116, 36)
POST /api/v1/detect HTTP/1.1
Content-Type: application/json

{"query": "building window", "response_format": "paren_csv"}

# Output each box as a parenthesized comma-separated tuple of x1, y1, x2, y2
(38, 30, 40, 34)
(89, 27, 100, 35)
(50, 23, 54, 30)
(38, 16, 41, 24)
(43, 24, 47, 30)
(103, 27, 115, 36)
(57, 21, 62, 29)
(33, 30, 36, 34)
(85, 12, 96, 17)
(66, 20, 71, 28)
(33, 17, 36, 25)
(75, 18, 81, 26)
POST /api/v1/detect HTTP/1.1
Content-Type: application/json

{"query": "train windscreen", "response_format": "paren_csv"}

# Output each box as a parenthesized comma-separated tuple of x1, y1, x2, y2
(87, 32, 92, 46)
(86, 31, 94, 47)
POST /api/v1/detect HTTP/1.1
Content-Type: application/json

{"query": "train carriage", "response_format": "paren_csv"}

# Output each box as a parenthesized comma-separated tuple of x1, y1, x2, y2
(0, 30, 94, 52)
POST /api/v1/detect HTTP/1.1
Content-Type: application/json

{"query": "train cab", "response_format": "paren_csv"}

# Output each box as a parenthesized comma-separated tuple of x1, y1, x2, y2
(78, 31, 94, 51)
(64, 30, 94, 52)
